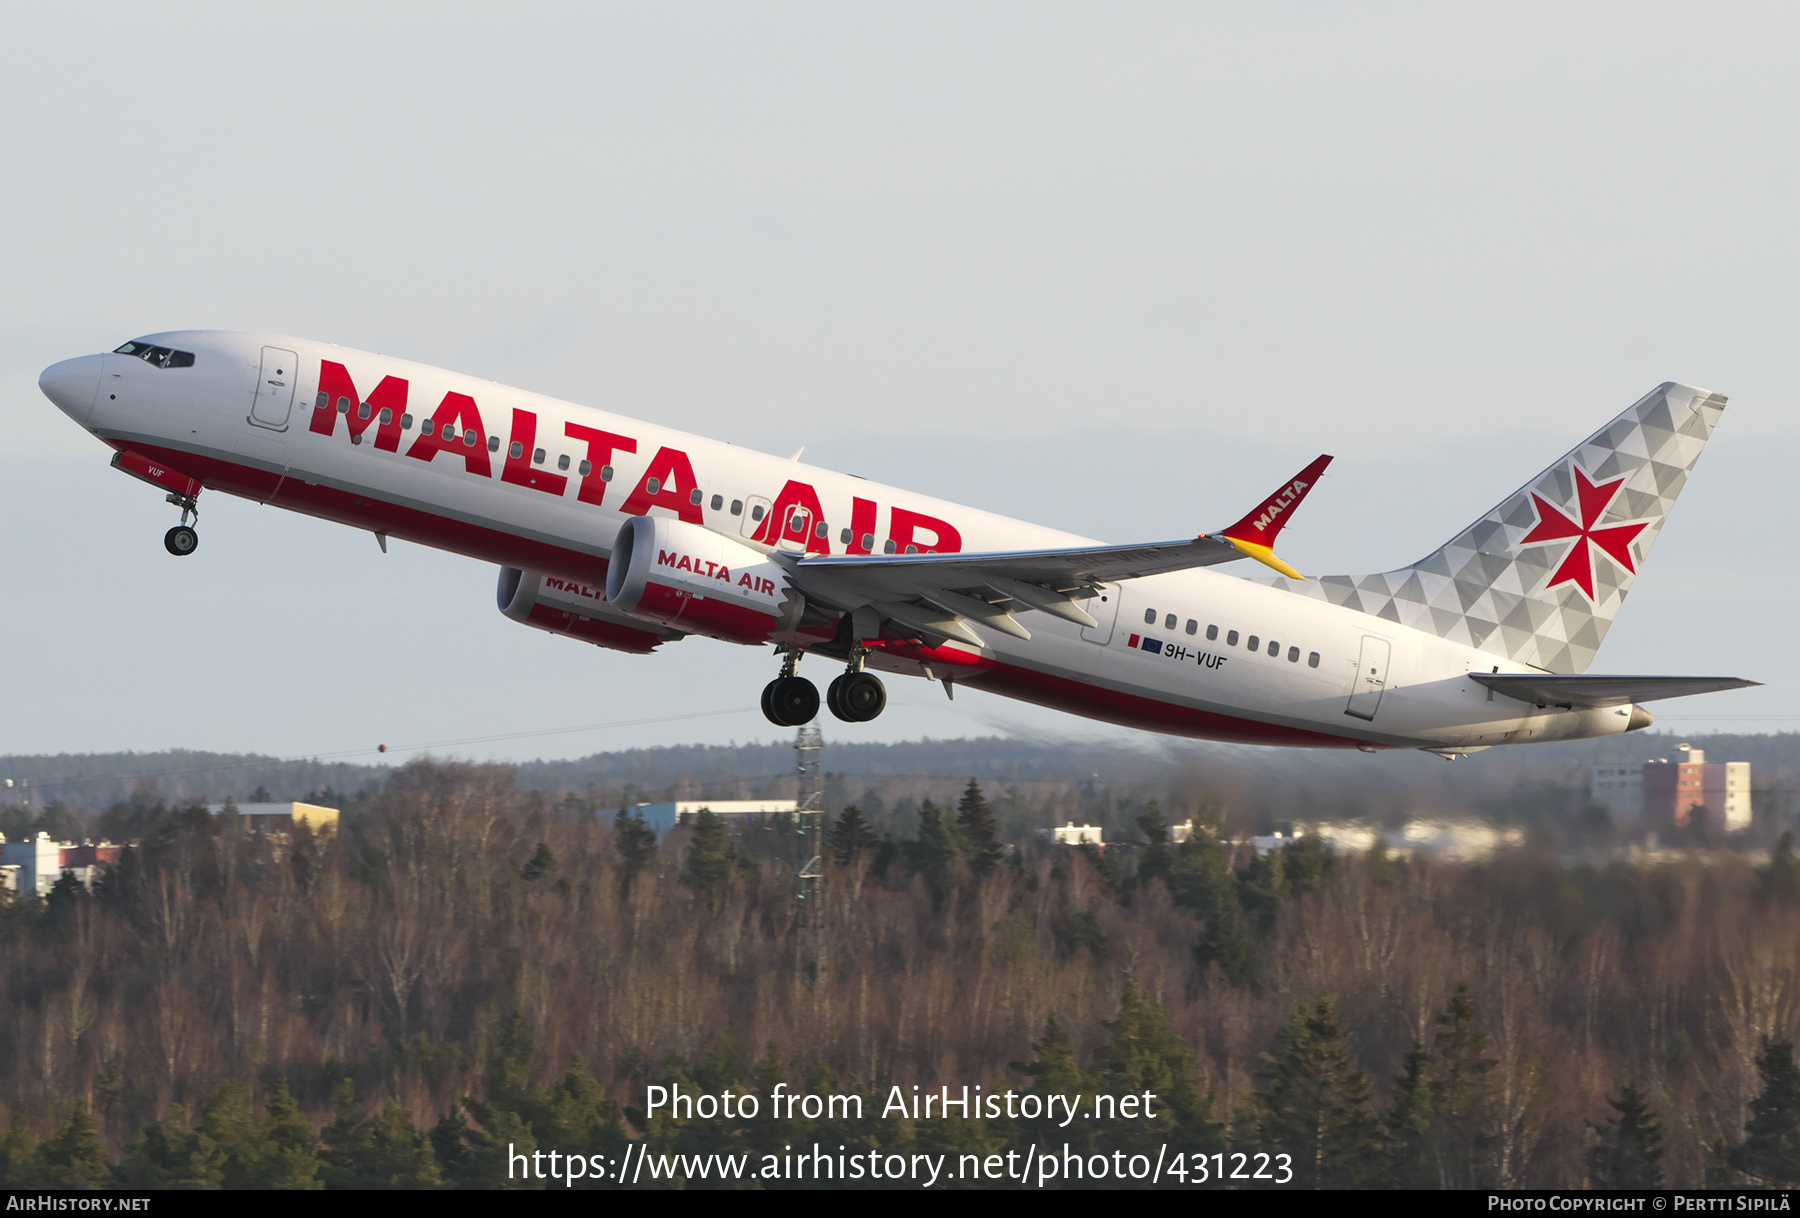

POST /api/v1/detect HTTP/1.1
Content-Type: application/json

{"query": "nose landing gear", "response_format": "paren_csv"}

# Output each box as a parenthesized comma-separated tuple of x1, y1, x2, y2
(761, 648, 820, 727)
(162, 490, 200, 557)
(826, 647, 887, 723)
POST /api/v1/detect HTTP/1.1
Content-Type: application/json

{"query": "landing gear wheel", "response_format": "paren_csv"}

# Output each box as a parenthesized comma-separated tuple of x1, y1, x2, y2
(839, 672, 887, 722)
(164, 525, 198, 557)
(769, 676, 820, 726)
(761, 680, 783, 726)
(826, 675, 851, 722)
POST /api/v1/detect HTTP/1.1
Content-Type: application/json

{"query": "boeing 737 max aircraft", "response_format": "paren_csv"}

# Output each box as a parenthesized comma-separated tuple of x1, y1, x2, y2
(37, 332, 1756, 754)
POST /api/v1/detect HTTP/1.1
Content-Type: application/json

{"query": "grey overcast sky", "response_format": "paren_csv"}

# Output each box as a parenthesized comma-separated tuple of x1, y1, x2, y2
(2, 4, 1795, 767)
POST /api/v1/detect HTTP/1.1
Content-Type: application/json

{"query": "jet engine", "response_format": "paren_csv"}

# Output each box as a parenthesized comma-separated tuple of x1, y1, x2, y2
(497, 565, 678, 654)
(604, 515, 802, 645)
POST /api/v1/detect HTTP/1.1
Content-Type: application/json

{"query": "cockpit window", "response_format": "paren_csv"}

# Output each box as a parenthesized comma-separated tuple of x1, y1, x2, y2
(114, 341, 195, 368)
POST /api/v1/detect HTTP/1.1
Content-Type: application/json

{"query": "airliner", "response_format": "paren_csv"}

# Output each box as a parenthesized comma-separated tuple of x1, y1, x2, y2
(38, 333, 1754, 753)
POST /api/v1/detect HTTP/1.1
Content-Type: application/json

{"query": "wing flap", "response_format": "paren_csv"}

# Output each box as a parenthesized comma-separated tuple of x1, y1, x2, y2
(1470, 673, 1759, 709)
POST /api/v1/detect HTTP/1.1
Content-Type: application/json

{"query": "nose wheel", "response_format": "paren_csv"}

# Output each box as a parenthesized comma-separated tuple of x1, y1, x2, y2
(163, 525, 199, 556)
(163, 490, 200, 557)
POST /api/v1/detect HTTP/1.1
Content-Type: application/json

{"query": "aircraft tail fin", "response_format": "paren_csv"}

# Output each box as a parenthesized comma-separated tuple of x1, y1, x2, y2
(1267, 382, 1727, 674)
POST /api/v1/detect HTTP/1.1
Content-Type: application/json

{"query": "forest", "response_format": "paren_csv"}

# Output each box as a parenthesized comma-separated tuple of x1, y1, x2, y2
(0, 759, 1797, 1189)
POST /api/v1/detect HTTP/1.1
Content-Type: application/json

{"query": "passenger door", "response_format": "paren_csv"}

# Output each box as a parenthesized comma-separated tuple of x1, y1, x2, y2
(1345, 635, 1392, 721)
(250, 346, 298, 430)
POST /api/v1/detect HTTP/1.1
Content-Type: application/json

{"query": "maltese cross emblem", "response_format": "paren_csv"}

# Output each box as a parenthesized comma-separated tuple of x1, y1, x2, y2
(1520, 465, 1650, 601)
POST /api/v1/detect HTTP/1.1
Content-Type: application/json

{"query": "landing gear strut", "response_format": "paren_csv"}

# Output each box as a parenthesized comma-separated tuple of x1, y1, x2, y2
(826, 647, 887, 724)
(761, 648, 820, 727)
(162, 491, 199, 557)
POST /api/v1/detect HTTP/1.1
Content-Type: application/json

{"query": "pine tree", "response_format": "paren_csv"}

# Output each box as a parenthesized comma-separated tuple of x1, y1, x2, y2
(1013, 1016, 1089, 1151)
(1432, 981, 1498, 1188)
(681, 809, 740, 905)
(612, 808, 657, 895)
(1136, 802, 1172, 886)
(37, 1104, 107, 1189)
(955, 779, 1003, 877)
(196, 1079, 261, 1189)
(256, 1079, 322, 1190)
(827, 805, 878, 865)
(1731, 1038, 1800, 1187)
(520, 842, 557, 883)
(318, 1078, 373, 1189)
(0, 1123, 38, 1187)
(1587, 1080, 1665, 1189)
(1257, 998, 1383, 1188)
(364, 1099, 444, 1189)
(1385, 1040, 1437, 1189)
(1088, 982, 1224, 1155)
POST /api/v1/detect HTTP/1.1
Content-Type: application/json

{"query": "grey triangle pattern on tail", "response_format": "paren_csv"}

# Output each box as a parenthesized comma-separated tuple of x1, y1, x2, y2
(1265, 382, 1726, 675)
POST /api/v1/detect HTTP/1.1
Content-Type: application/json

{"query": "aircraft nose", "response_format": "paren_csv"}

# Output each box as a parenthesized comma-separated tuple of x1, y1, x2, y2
(39, 354, 103, 426)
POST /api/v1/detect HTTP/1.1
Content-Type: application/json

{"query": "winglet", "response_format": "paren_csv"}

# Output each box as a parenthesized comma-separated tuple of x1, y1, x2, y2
(1215, 454, 1333, 580)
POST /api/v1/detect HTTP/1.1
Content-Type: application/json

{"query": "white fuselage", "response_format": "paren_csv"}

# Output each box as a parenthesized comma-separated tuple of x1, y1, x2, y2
(41, 330, 1634, 752)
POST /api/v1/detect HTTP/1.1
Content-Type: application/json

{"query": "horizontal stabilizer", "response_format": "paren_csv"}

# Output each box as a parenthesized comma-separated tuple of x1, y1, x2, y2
(1470, 673, 1759, 709)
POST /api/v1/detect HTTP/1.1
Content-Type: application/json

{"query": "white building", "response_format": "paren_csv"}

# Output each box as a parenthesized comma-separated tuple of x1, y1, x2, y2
(0, 833, 123, 897)
(1053, 823, 1103, 846)
(631, 799, 798, 838)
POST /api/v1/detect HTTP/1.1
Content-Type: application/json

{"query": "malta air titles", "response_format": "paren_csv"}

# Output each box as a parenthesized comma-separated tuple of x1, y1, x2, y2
(39, 330, 1756, 750)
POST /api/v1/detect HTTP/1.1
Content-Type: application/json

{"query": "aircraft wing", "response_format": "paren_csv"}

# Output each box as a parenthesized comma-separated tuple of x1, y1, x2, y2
(1470, 673, 1760, 709)
(787, 455, 1332, 646)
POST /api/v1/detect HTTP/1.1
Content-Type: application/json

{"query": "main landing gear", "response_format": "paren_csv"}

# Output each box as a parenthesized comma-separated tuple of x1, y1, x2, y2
(162, 490, 200, 557)
(759, 647, 888, 727)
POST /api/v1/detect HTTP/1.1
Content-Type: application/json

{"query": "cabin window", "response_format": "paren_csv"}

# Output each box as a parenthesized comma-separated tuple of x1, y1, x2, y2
(532, 448, 545, 464)
(815, 521, 828, 539)
(691, 488, 704, 506)
(1288, 646, 1300, 662)
(509, 441, 524, 459)
(601, 465, 613, 482)
(646, 477, 661, 494)
(862, 533, 874, 550)
(401, 413, 413, 430)
(883, 539, 897, 554)
(1267, 639, 1279, 657)
(1247, 635, 1259, 651)
(905, 544, 919, 554)
(1185, 619, 1197, 635)
(1226, 630, 1238, 646)
(316, 392, 328, 409)
(358, 402, 371, 419)
(579, 460, 592, 476)
(1144, 609, 1157, 625)
(337, 397, 351, 414)
(1206, 624, 1218, 641)
(713, 495, 725, 511)
(487, 435, 500, 452)
(463, 429, 477, 447)
(378, 408, 392, 425)
(731, 499, 743, 516)
(557, 454, 570, 471)
(420, 419, 435, 436)
(1165, 613, 1177, 630)
(1308, 652, 1320, 668)
(840, 527, 852, 544)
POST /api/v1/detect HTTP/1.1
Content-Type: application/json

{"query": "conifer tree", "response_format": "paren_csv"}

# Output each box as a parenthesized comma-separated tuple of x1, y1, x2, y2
(682, 809, 746, 905)
(955, 779, 1003, 877)
(257, 1079, 322, 1190)
(612, 808, 657, 895)
(1257, 998, 1382, 1188)
(1385, 1040, 1437, 1189)
(1587, 1080, 1665, 1189)
(36, 1104, 106, 1190)
(1432, 981, 1498, 1188)
(196, 1079, 261, 1189)
(1014, 1016, 1089, 1152)
(1088, 982, 1224, 1155)
(827, 805, 878, 865)
(1136, 802, 1172, 886)
(1731, 1038, 1800, 1187)
(0, 1123, 37, 1188)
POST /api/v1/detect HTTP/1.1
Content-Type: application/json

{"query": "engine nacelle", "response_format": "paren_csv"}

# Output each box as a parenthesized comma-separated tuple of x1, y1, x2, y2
(497, 566, 677, 654)
(605, 515, 801, 644)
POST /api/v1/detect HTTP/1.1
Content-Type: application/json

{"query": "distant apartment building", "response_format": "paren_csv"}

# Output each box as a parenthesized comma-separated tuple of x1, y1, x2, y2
(206, 801, 340, 834)
(0, 832, 122, 898)
(630, 800, 798, 838)
(1052, 823, 1104, 846)
(1591, 745, 1750, 833)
